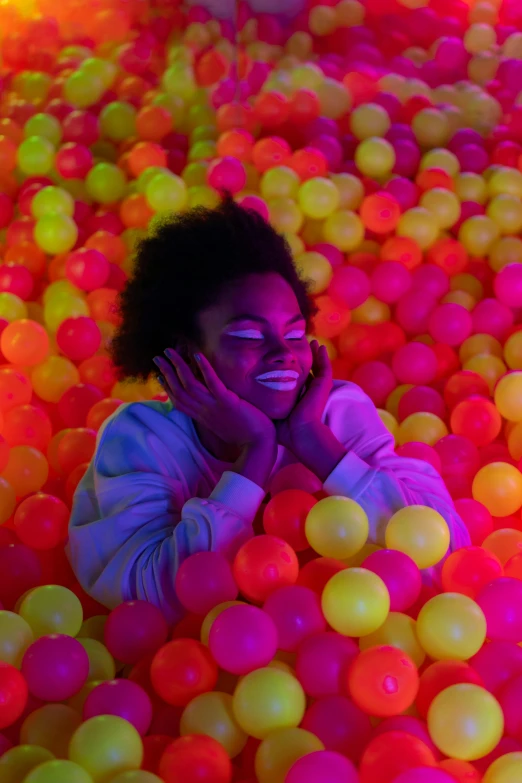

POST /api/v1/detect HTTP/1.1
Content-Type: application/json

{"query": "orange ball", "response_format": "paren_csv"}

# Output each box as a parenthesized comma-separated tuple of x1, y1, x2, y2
(119, 193, 154, 228)
(252, 137, 291, 173)
(289, 89, 321, 124)
(86, 398, 122, 431)
(416, 168, 455, 193)
(216, 129, 254, 162)
(312, 295, 351, 339)
(196, 49, 229, 87)
(57, 427, 97, 474)
(87, 288, 120, 324)
(360, 192, 401, 234)
(289, 147, 328, 181)
(128, 142, 167, 177)
(1, 319, 50, 366)
(85, 231, 126, 266)
(380, 236, 423, 270)
(2, 404, 52, 451)
(253, 91, 290, 128)
(135, 105, 172, 142)
(0, 135, 17, 173)
(347, 645, 419, 717)
(0, 119, 23, 144)
(216, 102, 255, 134)
(427, 238, 469, 276)
(1, 445, 48, 497)
(4, 243, 46, 277)
(0, 367, 32, 412)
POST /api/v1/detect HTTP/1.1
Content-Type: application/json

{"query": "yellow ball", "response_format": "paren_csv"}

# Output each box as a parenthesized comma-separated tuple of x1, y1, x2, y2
(232, 668, 306, 740)
(322, 210, 364, 252)
(488, 167, 522, 198)
(473, 461, 522, 516)
(455, 172, 488, 204)
(351, 296, 390, 324)
(355, 138, 395, 178)
(463, 353, 507, 393)
(108, 773, 163, 783)
(31, 186, 75, 219)
(317, 79, 352, 120)
(261, 167, 300, 200)
(385, 505, 450, 569)
(309, 6, 337, 36)
(0, 611, 33, 667)
(77, 638, 116, 682)
(21, 704, 82, 759)
(397, 412, 448, 446)
(484, 752, 522, 783)
(464, 23, 496, 54)
(460, 334, 502, 364)
(386, 384, 414, 418)
(351, 103, 391, 140)
(290, 63, 324, 91)
(22, 759, 93, 783)
(255, 727, 324, 783)
(305, 496, 369, 559)
(331, 173, 365, 209)
(504, 330, 522, 370)
(378, 410, 399, 442)
(495, 372, 522, 422)
(0, 745, 55, 783)
(420, 188, 461, 230)
(503, 31, 522, 57)
(180, 691, 247, 758)
(294, 250, 332, 294)
(421, 149, 460, 177)
(69, 715, 143, 782)
(412, 109, 451, 148)
(19, 585, 83, 638)
(417, 593, 487, 660)
(487, 194, 522, 235)
(359, 612, 426, 667)
(32, 355, 80, 403)
(459, 215, 499, 256)
(397, 208, 440, 250)
(34, 214, 78, 255)
(0, 292, 28, 323)
(269, 198, 304, 235)
(146, 173, 187, 213)
(298, 177, 340, 220)
(489, 237, 522, 272)
(468, 52, 499, 86)
(428, 684, 504, 761)
(321, 568, 390, 637)
(335, 0, 365, 26)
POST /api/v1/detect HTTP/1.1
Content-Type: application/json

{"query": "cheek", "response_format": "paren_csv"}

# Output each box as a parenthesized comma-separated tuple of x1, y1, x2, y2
(209, 351, 256, 390)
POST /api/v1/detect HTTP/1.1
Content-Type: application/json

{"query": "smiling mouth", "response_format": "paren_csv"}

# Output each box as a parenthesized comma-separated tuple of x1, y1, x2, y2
(255, 379, 298, 391)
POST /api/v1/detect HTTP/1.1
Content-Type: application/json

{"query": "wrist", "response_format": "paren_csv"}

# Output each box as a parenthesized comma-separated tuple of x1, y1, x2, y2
(292, 423, 347, 484)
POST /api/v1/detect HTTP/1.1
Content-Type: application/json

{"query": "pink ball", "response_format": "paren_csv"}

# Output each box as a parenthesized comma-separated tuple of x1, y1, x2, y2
(391, 139, 421, 178)
(393, 769, 456, 783)
(470, 640, 522, 694)
(285, 750, 359, 783)
(62, 110, 100, 146)
(396, 291, 437, 336)
(21, 635, 89, 701)
(295, 632, 359, 699)
(454, 144, 489, 174)
(0, 264, 33, 300)
(494, 263, 522, 308)
(472, 298, 514, 340)
(371, 261, 411, 304)
(362, 549, 421, 612)
(311, 243, 344, 267)
(208, 604, 278, 675)
(301, 695, 372, 763)
(434, 434, 479, 478)
(328, 266, 371, 309)
(263, 585, 326, 653)
(351, 361, 397, 408)
(174, 551, 238, 616)
(392, 342, 437, 384)
(0, 194, 14, 228)
(104, 600, 169, 665)
(65, 248, 110, 291)
(56, 143, 93, 179)
(84, 210, 124, 236)
(58, 383, 104, 428)
(83, 679, 153, 735)
(498, 672, 522, 740)
(411, 265, 450, 299)
(476, 578, 522, 642)
(385, 177, 419, 212)
(309, 135, 343, 172)
(428, 303, 472, 346)
(207, 156, 246, 194)
(454, 498, 493, 546)
(236, 195, 269, 221)
(398, 386, 446, 422)
(449, 129, 484, 150)
(396, 442, 442, 474)
(56, 317, 101, 361)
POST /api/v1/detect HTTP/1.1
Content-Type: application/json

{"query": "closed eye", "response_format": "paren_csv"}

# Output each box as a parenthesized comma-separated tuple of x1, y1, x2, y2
(226, 329, 306, 340)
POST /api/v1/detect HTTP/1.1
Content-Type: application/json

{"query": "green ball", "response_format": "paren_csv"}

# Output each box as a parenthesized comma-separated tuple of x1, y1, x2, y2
(145, 173, 187, 213)
(17, 136, 55, 175)
(31, 186, 75, 219)
(23, 759, 94, 783)
(24, 113, 62, 147)
(100, 101, 137, 142)
(34, 214, 78, 255)
(64, 71, 104, 108)
(86, 162, 127, 204)
(162, 63, 197, 101)
(81, 57, 117, 90)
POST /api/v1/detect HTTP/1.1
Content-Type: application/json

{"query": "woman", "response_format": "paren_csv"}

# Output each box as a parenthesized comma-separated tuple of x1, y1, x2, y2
(67, 198, 469, 623)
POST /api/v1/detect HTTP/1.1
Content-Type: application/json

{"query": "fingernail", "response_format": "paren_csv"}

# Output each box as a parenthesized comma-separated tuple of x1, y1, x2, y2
(194, 353, 201, 362)
(153, 357, 162, 367)
(157, 375, 165, 386)
(164, 348, 175, 359)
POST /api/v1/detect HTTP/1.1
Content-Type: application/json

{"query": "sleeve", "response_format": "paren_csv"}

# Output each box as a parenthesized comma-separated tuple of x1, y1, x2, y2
(321, 383, 471, 573)
(66, 406, 265, 624)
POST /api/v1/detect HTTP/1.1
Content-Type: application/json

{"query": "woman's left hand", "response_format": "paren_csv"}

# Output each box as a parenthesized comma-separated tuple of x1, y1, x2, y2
(276, 340, 333, 455)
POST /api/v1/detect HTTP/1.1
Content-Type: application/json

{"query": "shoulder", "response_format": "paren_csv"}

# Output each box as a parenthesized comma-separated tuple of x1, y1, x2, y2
(324, 379, 374, 414)
(98, 399, 191, 441)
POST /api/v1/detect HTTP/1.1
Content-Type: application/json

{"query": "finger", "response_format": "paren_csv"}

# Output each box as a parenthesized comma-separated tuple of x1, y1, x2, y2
(194, 353, 228, 398)
(154, 358, 201, 410)
(164, 348, 208, 398)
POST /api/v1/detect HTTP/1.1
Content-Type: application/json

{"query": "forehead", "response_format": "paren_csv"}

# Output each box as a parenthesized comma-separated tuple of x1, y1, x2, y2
(201, 273, 302, 326)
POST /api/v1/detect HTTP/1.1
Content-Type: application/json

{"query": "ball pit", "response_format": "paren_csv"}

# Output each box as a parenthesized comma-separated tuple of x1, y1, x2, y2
(4, 0, 522, 781)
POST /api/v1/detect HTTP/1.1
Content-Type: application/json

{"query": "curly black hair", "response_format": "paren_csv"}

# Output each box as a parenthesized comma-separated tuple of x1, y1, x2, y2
(110, 196, 318, 380)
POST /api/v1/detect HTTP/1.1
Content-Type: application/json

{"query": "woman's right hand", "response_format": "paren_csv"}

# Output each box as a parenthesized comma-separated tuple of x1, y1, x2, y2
(153, 348, 276, 449)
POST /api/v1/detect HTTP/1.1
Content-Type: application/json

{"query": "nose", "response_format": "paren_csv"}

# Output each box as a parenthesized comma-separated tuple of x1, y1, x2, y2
(263, 333, 297, 365)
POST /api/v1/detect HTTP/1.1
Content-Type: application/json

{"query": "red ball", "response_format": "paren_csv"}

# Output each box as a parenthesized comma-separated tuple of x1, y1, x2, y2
(416, 661, 484, 719)
(0, 193, 14, 228)
(13, 493, 69, 550)
(450, 396, 501, 447)
(57, 317, 101, 362)
(0, 662, 28, 730)
(0, 264, 33, 299)
(441, 546, 504, 599)
(56, 143, 93, 179)
(104, 600, 169, 665)
(159, 735, 232, 783)
(86, 398, 122, 431)
(296, 557, 346, 595)
(0, 544, 42, 610)
(62, 110, 100, 146)
(443, 371, 490, 409)
(57, 428, 97, 474)
(150, 639, 218, 707)
(262, 490, 317, 551)
(232, 535, 299, 603)
(347, 645, 419, 718)
(359, 730, 437, 783)
(360, 192, 401, 233)
(2, 404, 52, 450)
(57, 383, 105, 428)
(65, 248, 109, 291)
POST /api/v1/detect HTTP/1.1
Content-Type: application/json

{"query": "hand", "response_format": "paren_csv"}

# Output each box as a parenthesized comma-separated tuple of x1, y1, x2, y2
(153, 348, 276, 449)
(276, 340, 333, 455)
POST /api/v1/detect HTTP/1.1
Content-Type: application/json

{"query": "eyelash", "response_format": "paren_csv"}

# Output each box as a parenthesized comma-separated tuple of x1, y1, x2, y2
(227, 329, 306, 341)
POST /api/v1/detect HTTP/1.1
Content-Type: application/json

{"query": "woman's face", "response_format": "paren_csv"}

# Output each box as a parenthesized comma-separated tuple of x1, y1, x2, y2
(196, 272, 313, 420)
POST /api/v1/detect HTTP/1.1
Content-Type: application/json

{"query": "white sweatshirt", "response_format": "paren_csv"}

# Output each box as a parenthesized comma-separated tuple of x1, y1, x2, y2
(67, 380, 470, 623)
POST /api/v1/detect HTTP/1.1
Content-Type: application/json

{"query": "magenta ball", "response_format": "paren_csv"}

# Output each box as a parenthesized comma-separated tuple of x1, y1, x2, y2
(62, 110, 100, 146)
(476, 578, 522, 642)
(309, 135, 343, 171)
(362, 549, 421, 612)
(311, 243, 343, 267)
(57, 383, 104, 428)
(434, 435, 479, 478)
(301, 695, 372, 762)
(428, 303, 473, 346)
(65, 248, 110, 291)
(398, 386, 446, 422)
(391, 139, 421, 178)
(454, 144, 489, 174)
(0, 193, 14, 228)
(104, 600, 169, 665)
(21, 634, 89, 701)
(285, 750, 359, 783)
(0, 264, 33, 300)
(329, 265, 371, 309)
(295, 631, 359, 699)
(392, 769, 456, 783)
(209, 604, 278, 675)
(494, 263, 522, 308)
(411, 265, 450, 299)
(396, 442, 442, 473)
(351, 361, 397, 408)
(371, 261, 411, 304)
(498, 672, 522, 740)
(236, 194, 269, 221)
(385, 177, 419, 212)
(207, 156, 246, 194)
(471, 298, 514, 340)
(56, 143, 93, 179)
(396, 291, 437, 336)
(175, 551, 238, 616)
(83, 679, 153, 735)
(392, 342, 437, 384)
(263, 585, 326, 652)
(56, 317, 101, 361)
(470, 640, 522, 694)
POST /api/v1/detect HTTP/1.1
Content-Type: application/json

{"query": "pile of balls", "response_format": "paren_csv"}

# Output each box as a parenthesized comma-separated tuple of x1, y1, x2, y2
(4, 0, 522, 779)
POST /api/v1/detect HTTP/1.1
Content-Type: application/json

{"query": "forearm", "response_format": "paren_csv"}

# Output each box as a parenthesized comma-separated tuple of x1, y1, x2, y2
(293, 424, 347, 484)
(230, 437, 278, 490)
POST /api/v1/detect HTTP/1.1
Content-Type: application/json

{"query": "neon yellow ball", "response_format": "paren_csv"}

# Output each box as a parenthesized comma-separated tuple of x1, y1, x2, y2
(21, 704, 82, 760)
(488, 167, 522, 198)
(162, 63, 197, 101)
(32, 355, 80, 402)
(146, 173, 188, 213)
(321, 568, 390, 636)
(81, 57, 117, 90)
(412, 109, 451, 148)
(472, 461, 522, 516)
(180, 691, 247, 758)
(494, 372, 522, 421)
(100, 101, 137, 142)
(261, 167, 300, 200)
(489, 237, 522, 272)
(305, 496, 369, 559)
(316, 79, 352, 119)
(385, 505, 450, 568)
(0, 745, 55, 783)
(297, 177, 340, 219)
(354, 138, 395, 178)
(484, 752, 522, 783)
(22, 760, 93, 783)
(31, 186, 75, 219)
(294, 250, 333, 294)
(359, 611, 426, 668)
(487, 194, 522, 235)
(19, 585, 83, 638)
(351, 103, 391, 140)
(86, 163, 127, 205)
(69, 715, 143, 782)
(397, 207, 440, 250)
(24, 113, 62, 147)
(459, 215, 499, 256)
(17, 136, 55, 175)
(64, 71, 104, 108)
(268, 198, 304, 235)
(417, 593, 487, 660)
(322, 209, 365, 252)
(464, 22, 497, 54)
(331, 173, 365, 209)
(232, 668, 306, 740)
(77, 638, 116, 682)
(255, 727, 324, 783)
(455, 172, 488, 204)
(420, 188, 461, 230)
(505, 330, 522, 370)
(420, 149, 460, 177)
(0, 610, 33, 667)
(0, 293, 28, 322)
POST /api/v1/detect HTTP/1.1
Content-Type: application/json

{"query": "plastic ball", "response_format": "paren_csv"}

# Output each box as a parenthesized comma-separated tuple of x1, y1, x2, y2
(0, 746, 55, 781)
(362, 549, 421, 612)
(348, 645, 419, 717)
(355, 138, 395, 178)
(22, 634, 89, 701)
(263, 490, 317, 551)
(263, 585, 326, 653)
(146, 173, 188, 212)
(416, 660, 485, 719)
(1, 445, 49, 497)
(65, 248, 109, 291)
(285, 750, 359, 783)
(255, 727, 324, 783)
(56, 317, 101, 361)
(297, 178, 339, 220)
(321, 568, 390, 637)
(17, 136, 55, 175)
(305, 496, 368, 559)
(397, 207, 439, 250)
(441, 546, 503, 598)
(83, 679, 153, 736)
(232, 667, 306, 740)
(295, 632, 358, 699)
(476, 578, 522, 642)
(150, 639, 217, 707)
(208, 604, 277, 675)
(159, 735, 231, 783)
(19, 760, 94, 783)
(104, 601, 168, 665)
(472, 462, 522, 516)
(450, 397, 502, 447)
(180, 691, 246, 759)
(232, 536, 299, 604)
(416, 593, 487, 660)
(428, 684, 504, 761)
(385, 506, 450, 569)
(175, 552, 238, 616)
(69, 715, 143, 782)
(0, 661, 28, 729)
(483, 752, 522, 783)
(86, 163, 127, 205)
(34, 214, 78, 255)
(13, 493, 69, 550)
(359, 730, 437, 783)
